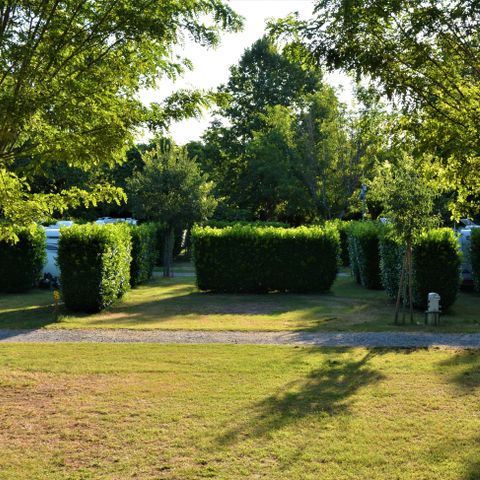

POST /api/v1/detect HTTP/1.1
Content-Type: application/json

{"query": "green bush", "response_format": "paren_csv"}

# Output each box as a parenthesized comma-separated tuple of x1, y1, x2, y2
(347, 221, 383, 289)
(378, 234, 404, 300)
(58, 224, 132, 312)
(0, 227, 46, 293)
(346, 224, 361, 284)
(192, 225, 339, 293)
(378, 228, 461, 310)
(205, 220, 289, 228)
(130, 223, 157, 287)
(325, 219, 350, 267)
(472, 229, 480, 292)
(412, 229, 461, 310)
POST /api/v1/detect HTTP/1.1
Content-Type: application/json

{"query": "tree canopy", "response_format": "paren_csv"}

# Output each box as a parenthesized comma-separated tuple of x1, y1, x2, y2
(192, 36, 391, 225)
(219, 36, 322, 141)
(127, 142, 216, 276)
(270, 1, 480, 218)
(0, 0, 241, 239)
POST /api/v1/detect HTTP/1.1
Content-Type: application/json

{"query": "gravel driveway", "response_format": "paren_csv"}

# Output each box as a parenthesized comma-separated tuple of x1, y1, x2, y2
(1, 329, 480, 348)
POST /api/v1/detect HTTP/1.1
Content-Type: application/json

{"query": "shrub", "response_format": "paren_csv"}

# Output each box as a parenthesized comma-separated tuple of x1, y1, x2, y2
(130, 223, 157, 287)
(192, 225, 339, 293)
(472, 229, 480, 292)
(378, 234, 404, 300)
(347, 221, 383, 289)
(325, 219, 350, 267)
(205, 220, 289, 228)
(58, 224, 131, 312)
(346, 224, 361, 284)
(0, 227, 46, 293)
(412, 228, 461, 310)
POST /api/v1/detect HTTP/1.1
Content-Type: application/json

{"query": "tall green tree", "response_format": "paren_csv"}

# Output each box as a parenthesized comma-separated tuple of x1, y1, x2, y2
(237, 105, 314, 223)
(199, 36, 324, 219)
(272, 2, 480, 218)
(296, 86, 349, 219)
(0, 0, 241, 239)
(220, 36, 322, 141)
(369, 153, 440, 323)
(126, 143, 216, 277)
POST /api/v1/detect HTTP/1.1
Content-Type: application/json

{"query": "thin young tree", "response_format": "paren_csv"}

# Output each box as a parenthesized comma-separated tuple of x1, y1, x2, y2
(127, 142, 217, 277)
(370, 153, 439, 324)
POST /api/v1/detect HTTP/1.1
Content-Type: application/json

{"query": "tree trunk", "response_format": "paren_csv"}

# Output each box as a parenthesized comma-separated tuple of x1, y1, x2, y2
(407, 240, 414, 324)
(401, 249, 409, 324)
(163, 226, 175, 278)
(395, 250, 408, 325)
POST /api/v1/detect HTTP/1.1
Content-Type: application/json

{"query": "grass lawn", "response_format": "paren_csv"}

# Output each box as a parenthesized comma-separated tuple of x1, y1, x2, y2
(0, 270, 479, 332)
(0, 344, 479, 479)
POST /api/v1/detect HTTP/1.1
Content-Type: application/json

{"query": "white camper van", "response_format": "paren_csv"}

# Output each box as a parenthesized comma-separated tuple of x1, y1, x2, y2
(42, 218, 137, 282)
(43, 221, 74, 279)
(95, 217, 137, 225)
(457, 219, 480, 286)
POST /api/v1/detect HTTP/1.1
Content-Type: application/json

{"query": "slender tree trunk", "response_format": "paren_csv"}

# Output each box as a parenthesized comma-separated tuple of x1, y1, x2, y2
(407, 240, 414, 323)
(395, 250, 408, 325)
(163, 226, 175, 278)
(401, 250, 408, 324)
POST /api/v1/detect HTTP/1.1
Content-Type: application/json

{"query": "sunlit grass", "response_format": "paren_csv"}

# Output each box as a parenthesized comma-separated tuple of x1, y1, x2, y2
(0, 269, 479, 332)
(0, 344, 479, 479)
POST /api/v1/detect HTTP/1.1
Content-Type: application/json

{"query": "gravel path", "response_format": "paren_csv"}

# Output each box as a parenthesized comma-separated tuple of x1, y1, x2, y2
(1, 329, 480, 348)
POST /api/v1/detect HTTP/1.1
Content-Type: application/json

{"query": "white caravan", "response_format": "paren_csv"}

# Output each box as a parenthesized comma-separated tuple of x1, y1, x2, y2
(457, 219, 480, 286)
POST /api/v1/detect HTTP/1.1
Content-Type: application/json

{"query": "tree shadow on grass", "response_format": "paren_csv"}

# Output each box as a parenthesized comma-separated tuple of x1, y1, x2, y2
(464, 460, 480, 480)
(428, 351, 480, 479)
(216, 349, 385, 446)
(71, 286, 344, 327)
(62, 275, 396, 329)
(437, 349, 480, 391)
(0, 293, 56, 330)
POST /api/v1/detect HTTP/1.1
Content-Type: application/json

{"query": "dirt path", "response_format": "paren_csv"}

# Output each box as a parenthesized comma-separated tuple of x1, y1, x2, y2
(1, 329, 480, 348)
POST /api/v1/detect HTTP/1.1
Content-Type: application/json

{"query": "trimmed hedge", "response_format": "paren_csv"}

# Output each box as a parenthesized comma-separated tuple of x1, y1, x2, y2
(325, 219, 350, 267)
(192, 225, 339, 293)
(0, 227, 46, 293)
(346, 225, 361, 284)
(378, 234, 404, 300)
(412, 229, 460, 310)
(347, 222, 383, 289)
(58, 224, 132, 312)
(472, 229, 480, 292)
(205, 220, 289, 228)
(378, 228, 461, 310)
(130, 223, 157, 287)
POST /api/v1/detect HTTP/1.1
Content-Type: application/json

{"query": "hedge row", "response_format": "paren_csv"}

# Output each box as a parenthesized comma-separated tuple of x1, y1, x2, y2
(325, 219, 350, 267)
(205, 220, 289, 229)
(192, 225, 339, 293)
(58, 224, 132, 312)
(0, 227, 46, 293)
(379, 228, 460, 310)
(378, 234, 404, 300)
(472, 229, 480, 293)
(130, 223, 157, 287)
(413, 229, 461, 309)
(347, 221, 383, 289)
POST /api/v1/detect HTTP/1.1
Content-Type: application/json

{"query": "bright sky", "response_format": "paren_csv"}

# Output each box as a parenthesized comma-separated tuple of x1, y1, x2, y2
(139, 0, 353, 145)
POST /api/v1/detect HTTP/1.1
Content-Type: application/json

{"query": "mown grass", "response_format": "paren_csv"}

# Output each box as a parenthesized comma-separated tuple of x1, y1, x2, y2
(0, 344, 479, 479)
(0, 271, 479, 332)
